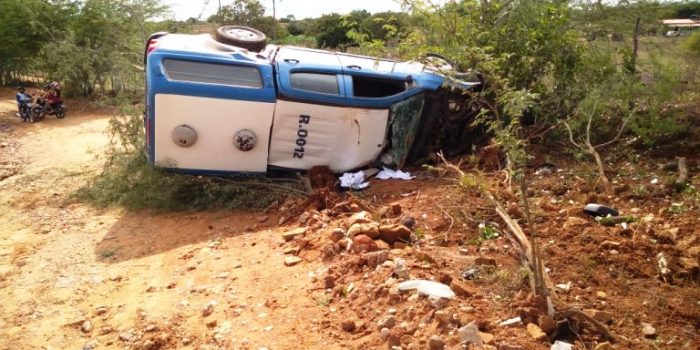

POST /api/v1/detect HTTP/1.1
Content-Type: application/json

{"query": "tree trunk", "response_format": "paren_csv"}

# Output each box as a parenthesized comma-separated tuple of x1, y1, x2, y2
(675, 157, 689, 191)
(272, 0, 277, 41)
(589, 145, 612, 193)
(632, 17, 641, 72)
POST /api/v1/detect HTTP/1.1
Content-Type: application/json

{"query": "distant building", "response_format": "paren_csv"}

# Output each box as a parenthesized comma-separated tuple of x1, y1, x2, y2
(661, 19, 700, 36)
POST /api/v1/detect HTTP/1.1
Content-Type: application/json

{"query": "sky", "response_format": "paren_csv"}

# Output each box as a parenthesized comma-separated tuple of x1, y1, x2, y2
(163, 0, 408, 21)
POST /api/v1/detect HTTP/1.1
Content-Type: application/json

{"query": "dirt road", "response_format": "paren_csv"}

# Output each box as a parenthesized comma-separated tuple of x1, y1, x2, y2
(1, 88, 698, 350)
(0, 90, 333, 349)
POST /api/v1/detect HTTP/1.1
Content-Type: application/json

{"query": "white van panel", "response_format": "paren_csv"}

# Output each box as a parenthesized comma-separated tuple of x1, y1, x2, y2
(154, 94, 274, 172)
(269, 100, 388, 172)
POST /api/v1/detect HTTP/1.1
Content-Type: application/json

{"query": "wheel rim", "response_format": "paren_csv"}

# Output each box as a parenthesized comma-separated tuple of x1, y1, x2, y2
(226, 28, 257, 40)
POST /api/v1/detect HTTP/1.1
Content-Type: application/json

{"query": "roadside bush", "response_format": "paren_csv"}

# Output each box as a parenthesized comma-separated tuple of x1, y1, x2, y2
(76, 99, 304, 211)
(684, 31, 700, 57)
(278, 34, 317, 48)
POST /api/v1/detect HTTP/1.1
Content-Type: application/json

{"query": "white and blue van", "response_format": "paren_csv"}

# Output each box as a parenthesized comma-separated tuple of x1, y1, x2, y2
(144, 26, 478, 174)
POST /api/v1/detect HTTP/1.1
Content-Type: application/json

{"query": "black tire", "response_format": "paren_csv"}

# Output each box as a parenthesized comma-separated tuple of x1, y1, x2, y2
(56, 107, 66, 119)
(30, 106, 41, 123)
(215, 25, 267, 52)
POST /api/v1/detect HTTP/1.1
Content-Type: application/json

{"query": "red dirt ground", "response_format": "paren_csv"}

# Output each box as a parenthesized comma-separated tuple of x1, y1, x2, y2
(0, 87, 698, 349)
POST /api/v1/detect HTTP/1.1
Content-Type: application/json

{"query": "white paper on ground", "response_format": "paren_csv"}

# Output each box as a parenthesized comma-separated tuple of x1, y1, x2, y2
(396, 279, 455, 299)
(339, 171, 369, 190)
(376, 167, 415, 180)
(551, 341, 573, 350)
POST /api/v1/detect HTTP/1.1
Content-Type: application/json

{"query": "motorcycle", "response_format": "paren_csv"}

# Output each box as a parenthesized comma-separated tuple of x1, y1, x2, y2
(17, 95, 33, 122)
(32, 97, 66, 122)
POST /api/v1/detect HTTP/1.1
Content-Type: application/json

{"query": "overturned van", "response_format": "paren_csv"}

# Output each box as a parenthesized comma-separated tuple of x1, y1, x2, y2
(144, 26, 480, 174)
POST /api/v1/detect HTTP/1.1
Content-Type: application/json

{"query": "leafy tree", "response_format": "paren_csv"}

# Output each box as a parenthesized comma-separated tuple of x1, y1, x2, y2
(209, 0, 265, 26)
(674, 2, 700, 18)
(0, 0, 75, 84)
(287, 17, 316, 36)
(312, 13, 354, 49)
(32, 0, 165, 96)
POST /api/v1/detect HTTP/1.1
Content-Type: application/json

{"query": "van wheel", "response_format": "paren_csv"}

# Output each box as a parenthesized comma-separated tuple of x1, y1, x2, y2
(215, 25, 267, 52)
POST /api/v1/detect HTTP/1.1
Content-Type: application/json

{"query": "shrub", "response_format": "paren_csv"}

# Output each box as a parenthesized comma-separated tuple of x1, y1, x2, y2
(76, 99, 305, 211)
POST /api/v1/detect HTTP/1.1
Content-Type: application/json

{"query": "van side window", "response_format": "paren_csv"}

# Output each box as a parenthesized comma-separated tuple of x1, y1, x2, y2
(352, 76, 405, 98)
(290, 72, 339, 95)
(163, 59, 262, 88)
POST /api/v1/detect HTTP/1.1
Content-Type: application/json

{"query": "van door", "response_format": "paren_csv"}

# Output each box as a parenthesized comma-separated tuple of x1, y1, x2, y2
(269, 48, 388, 172)
(147, 52, 275, 173)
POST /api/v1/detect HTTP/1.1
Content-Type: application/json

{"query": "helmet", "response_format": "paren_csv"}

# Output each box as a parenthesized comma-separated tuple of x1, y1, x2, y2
(18, 87, 25, 93)
(51, 81, 60, 89)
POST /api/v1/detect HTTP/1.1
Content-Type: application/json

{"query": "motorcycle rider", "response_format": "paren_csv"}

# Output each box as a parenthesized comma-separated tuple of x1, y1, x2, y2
(15, 87, 32, 121)
(39, 82, 62, 113)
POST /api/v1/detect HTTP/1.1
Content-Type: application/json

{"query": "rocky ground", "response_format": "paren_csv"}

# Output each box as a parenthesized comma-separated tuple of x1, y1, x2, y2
(0, 87, 698, 350)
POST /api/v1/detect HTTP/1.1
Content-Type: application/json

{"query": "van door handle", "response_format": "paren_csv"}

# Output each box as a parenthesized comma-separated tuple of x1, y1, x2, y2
(284, 58, 299, 64)
(346, 65, 362, 70)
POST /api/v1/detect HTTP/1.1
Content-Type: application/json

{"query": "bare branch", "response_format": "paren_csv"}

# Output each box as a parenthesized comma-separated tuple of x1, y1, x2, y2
(563, 120, 583, 150)
(585, 101, 597, 146)
(560, 308, 616, 342)
(594, 113, 632, 149)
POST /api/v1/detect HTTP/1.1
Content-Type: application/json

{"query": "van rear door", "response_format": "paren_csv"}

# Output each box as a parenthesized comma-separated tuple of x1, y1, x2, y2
(147, 48, 275, 173)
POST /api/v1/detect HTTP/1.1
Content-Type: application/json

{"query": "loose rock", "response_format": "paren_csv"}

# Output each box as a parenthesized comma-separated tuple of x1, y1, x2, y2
(81, 320, 92, 333)
(375, 239, 391, 250)
(434, 310, 452, 325)
(348, 211, 373, 226)
(526, 323, 547, 341)
(379, 224, 412, 244)
(381, 316, 396, 329)
(142, 340, 157, 350)
(457, 323, 482, 345)
(348, 222, 381, 239)
(479, 332, 494, 344)
(380, 327, 391, 341)
(563, 216, 588, 228)
(353, 234, 378, 253)
(82, 341, 98, 350)
(600, 241, 621, 249)
(202, 301, 215, 317)
(341, 319, 357, 332)
(284, 256, 303, 266)
(450, 280, 476, 297)
(282, 227, 307, 241)
(641, 322, 656, 338)
(119, 332, 135, 342)
(428, 335, 445, 350)
(594, 342, 613, 350)
(328, 228, 345, 242)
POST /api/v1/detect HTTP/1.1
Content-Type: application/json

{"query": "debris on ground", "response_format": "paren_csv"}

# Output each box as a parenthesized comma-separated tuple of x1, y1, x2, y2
(376, 167, 415, 180)
(396, 280, 455, 299)
(583, 203, 619, 217)
(339, 170, 370, 190)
